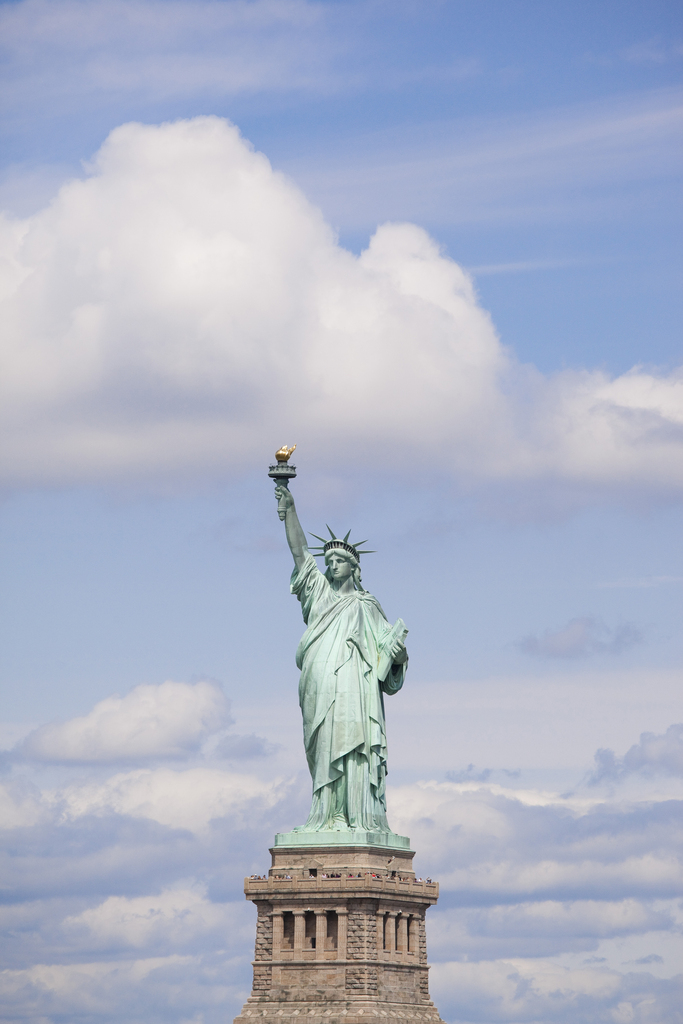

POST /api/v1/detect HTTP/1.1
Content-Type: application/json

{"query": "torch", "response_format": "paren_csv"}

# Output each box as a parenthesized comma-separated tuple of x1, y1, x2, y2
(268, 445, 297, 521)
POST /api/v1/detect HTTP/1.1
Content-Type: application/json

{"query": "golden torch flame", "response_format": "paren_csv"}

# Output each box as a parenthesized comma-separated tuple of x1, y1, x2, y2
(275, 445, 296, 463)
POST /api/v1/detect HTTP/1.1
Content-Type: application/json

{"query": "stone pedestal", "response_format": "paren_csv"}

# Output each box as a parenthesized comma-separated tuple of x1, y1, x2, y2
(234, 838, 444, 1024)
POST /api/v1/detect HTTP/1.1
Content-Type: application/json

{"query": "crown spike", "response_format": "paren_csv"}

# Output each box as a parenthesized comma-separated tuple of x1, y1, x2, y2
(326, 525, 337, 539)
(343, 530, 352, 542)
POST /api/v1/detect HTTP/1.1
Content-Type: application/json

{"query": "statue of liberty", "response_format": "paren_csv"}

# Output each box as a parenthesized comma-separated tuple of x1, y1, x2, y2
(274, 481, 408, 834)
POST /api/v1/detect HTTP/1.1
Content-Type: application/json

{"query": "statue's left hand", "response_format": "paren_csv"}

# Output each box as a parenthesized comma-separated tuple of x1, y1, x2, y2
(391, 640, 408, 665)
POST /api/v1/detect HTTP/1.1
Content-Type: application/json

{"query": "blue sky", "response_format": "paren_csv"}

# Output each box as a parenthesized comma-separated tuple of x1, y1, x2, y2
(1, 2, 683, 1023)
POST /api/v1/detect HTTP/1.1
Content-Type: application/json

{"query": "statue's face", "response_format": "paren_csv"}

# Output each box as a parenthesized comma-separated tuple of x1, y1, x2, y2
(325, 551, 355, 580)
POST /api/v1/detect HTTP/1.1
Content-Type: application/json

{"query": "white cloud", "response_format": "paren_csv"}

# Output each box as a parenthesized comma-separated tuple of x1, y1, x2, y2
(63, 887, 250, 952)
(590, 724, 683, 783)
(621, 725, 683, 776)
(389, 778, 683, 902)
(55, 765, 288, 832)
(428, 899, 673, 962)
(0, 954, 240, 1024)
(430, 957, 683, 1024)
(212, 733, 278, 759)
(2, 116, 683, 496)
(1, 734, 682, 1023)
(18, 680, 231, 763)
(517, 616, 643, 659)
(0, 776, 49, 828)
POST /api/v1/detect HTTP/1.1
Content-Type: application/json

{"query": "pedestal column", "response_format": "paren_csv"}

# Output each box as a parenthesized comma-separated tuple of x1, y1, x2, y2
(386, 911, 397, 953)
(315, 909, 327, 960)
(376, 909, 385, 953)
(293, 909, 305, 954)
(409, 914, 419, 954)
(397, 913, 408, 953)
(272, 910, 283, 957)
(337, 907, 348, 960)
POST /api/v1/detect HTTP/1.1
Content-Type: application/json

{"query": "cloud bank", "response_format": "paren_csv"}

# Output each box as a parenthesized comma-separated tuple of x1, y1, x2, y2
(2, 116, 683, 494)
(2, 683, 683, 1022)
(2, 709, 683, 1023)
(590, 723, 683, 783)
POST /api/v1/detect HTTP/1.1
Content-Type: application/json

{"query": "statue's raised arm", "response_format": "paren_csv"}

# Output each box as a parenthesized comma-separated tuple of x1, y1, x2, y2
(273, 485, 308, 572)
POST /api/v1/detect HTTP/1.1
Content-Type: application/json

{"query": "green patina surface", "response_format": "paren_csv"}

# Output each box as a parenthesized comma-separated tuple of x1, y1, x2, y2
(273, 830, 412, 850)
(271, 475, 410, 846)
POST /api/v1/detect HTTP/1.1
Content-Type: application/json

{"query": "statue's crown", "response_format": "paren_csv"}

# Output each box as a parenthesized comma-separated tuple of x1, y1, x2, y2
(309, 527, 375, 562)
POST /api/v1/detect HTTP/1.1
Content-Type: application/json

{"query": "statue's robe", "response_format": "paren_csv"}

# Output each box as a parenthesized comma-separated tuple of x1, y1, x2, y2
(291, 554, 406, 832)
